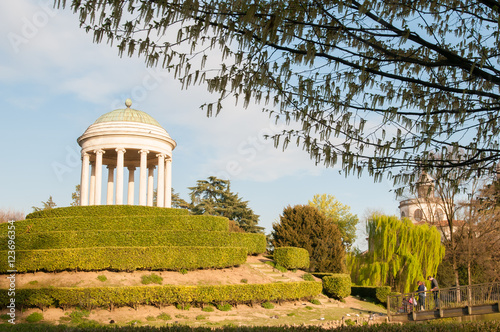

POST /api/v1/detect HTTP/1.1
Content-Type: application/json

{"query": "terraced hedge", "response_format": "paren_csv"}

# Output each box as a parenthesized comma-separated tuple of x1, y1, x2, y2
(0, 230, 266, 254)
(0, 246, 247, 273)
(0, 215, 229, 233)
(26, 206, 189, 219)
(0, 281, 322, 310)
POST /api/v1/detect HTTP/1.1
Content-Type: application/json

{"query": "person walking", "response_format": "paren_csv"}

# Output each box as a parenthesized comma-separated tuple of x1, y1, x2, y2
(427, 276, 439, 309)
(417, 280, 426, 311)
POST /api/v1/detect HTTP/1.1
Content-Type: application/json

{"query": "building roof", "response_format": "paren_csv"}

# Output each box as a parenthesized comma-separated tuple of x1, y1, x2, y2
(93, 99, 162, 127)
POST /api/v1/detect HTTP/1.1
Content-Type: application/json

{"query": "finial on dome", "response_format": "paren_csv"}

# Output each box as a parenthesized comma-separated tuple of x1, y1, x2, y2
(125, 98, 132, 108)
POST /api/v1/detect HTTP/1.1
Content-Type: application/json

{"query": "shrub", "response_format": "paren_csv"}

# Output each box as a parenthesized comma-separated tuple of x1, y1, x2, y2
(68, 310, 90, 324)
(310, 299, 321, 305)
(345, 319, 355, 326)
(240, 279, 248, 284)
(202, 305, 215, 312)
(179, 269, 188, 275)
(351, 285, 391, 304)
(157, 313, 171, 321)
(26, 312, 43, 323)
(127, 320, 142, 326)
(97, 275, 107, 282)
(217, 303, 232, 311)
(0, 246, 247, 273)
(302, 274, 315, 281)
(262, 301, 274, 309)
(274, 247, 310, 270)
(322, 274, 351, 300)
(196, 315, 206, 320)
(146, 316, 156, 321)
(141, 273, 163, 285)
(176, 303, 191, 310)
(264, 260, 287, 273)
(305, 306, 313, 310)
(375, 286, 392, 304)
(28, 280, 38, 285)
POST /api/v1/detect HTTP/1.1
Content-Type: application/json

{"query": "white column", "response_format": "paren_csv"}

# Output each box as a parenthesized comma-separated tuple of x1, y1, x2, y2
(164, 157, 172, 208)
(89, 161, 96, 205)
(106, 165, 115, 205)
(80, 152, 90, 206)
(127, 166, 136, 205)
(139, 150, 149, 206)
(115, 148, 126, 205)
(156, 154, 165, 207)
(147, 166, 154, 207)
(94, 149, 105, 205)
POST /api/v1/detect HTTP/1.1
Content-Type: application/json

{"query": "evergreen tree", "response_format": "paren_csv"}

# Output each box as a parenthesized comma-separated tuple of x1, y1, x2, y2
(348, 214, 445, 293)
(171, 188, 190, 209)
(189, 176, 263, 233)
(271, 205, 345, 273)
(308, 194, 358, 250)
(31, 196, 57, 212)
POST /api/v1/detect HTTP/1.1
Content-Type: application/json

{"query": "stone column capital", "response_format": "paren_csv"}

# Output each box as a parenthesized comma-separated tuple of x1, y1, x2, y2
(156, 153, 167, 159)
(94, 149, 105, 155)
(127, 166, 136, 171)
(115, 148, 126, 153)
(106, 165, 115, 169)
(139, 149, 150, 154)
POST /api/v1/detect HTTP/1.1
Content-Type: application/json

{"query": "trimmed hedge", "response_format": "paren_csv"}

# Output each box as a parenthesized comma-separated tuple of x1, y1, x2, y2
(273, 247, 309, 270)
(351, 285, 392, 304)
(0, 281, 323, 310)
(0, 230, 266, 254)
(376, 286, 392, 304)
(311, 272, 335, 279)
(322, 274, 351, 299)
(0, 246, 247, 273)
(25, 206, 189, 219)
(0, 215, 229, 233)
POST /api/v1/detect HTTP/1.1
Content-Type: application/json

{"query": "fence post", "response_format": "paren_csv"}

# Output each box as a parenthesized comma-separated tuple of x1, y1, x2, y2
(387, 295, 391, 321)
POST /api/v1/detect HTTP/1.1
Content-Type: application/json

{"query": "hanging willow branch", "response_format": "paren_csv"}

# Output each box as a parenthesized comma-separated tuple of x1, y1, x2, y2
(348, 215, 445, 293)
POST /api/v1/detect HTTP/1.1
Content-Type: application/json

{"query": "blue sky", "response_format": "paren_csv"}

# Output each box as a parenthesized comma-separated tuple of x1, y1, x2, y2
(0, 0, 401, 249)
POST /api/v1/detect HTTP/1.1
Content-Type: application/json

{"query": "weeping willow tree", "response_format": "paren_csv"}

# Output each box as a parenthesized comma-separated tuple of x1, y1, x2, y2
(348, 215, 445, 293)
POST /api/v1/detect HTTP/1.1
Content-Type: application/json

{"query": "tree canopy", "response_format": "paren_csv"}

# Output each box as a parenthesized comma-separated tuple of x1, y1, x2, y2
(308, 194, 358, 249)
(271, 204, 346, 273)
(189, 176, 263, 233)
(58, 0, 500, 187)
(348, 214, 445, 293)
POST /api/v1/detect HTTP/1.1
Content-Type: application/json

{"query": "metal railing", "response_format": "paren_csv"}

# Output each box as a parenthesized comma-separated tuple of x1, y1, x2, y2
(388, 282, 500, 316)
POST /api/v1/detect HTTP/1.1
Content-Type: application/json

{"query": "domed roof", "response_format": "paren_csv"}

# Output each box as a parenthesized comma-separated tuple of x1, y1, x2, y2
(93, 99, 162, 127)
